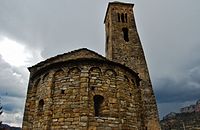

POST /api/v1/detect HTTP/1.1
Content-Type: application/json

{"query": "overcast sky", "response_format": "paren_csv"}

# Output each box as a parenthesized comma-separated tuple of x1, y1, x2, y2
(0, 0, 200, 127)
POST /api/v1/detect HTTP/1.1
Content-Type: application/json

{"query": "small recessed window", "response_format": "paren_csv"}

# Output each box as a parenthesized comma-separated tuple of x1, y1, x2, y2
(122, 28, 129, 42)
(121, 13, 125, 23)
(94, 95, 104, 116)
(118, 13, 120, 22)
(61, 89, 65, 94)
(106, 36, 109, 44)
(125, 13, 128, 23)
(38, 99, 44, 113)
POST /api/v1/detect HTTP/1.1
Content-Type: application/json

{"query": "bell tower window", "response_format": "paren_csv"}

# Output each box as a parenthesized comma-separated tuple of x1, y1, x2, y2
(118, 13, 120, 22)
(125, 13, 128, 23)
(122, 27, 129, 42)
(121, 13, 125, 23)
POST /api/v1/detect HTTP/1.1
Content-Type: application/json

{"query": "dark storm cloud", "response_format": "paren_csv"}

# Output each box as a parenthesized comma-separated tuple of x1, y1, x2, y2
(138, 0, 200, 79)
(0, 0, 109, 58)
(1, 96, 25, 113)
(153, 43, 200, 104)
(155, 76, 200, 103)
(154, 59, 200, 118)
(137, 0, 200, 113)
(0, 55, 27, 112)
(0, 56, 27, 97)
(133, 1, 200, 118)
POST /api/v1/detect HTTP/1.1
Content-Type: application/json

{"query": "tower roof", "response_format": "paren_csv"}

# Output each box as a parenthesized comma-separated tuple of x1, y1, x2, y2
(104, 2, 134, 23)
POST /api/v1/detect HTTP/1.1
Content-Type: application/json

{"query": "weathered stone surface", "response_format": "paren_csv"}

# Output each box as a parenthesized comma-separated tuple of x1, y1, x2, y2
(22, 1, 160, 130)
(22, 60, 142, 129)
(105, 2, 160, 130)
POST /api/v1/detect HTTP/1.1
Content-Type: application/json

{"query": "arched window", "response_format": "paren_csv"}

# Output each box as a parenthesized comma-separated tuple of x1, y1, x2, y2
(117, 13, 120, 22)
(106, 36, 109, 44)
(38, 99, 44, 113)
(121, 13, 125, 23)
(122, 28, 129, 42)
(93, 95, 104, 116)
(125, 13, 128, 23)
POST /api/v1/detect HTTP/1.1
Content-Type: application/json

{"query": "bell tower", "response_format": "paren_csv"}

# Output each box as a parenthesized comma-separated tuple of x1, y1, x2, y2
(104, 2, 160, 129)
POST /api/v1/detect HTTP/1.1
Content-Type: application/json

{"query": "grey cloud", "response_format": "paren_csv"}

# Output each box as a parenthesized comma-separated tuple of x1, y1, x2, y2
(136, 0, 200, 80)
(0, 56, 26, 126)
(0, 0, 137, 59)
(155, 64, 200, 118)
(0, 0, 109, 58)
(155, 62, 200, 104)
(0, 55, 27, 115)
(2, 110, 24, 127)
(1, 96, 25, 113)
(189, 67, 200, 84)
(0, 56, 28, 98)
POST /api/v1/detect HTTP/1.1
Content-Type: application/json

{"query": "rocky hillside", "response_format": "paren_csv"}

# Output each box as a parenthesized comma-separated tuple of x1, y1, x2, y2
(160, 112, 200, 130)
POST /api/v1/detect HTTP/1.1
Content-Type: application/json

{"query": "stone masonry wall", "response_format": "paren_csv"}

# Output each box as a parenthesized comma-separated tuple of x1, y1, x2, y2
(104, 3, 160, 129)
(22, 59, 143, 130)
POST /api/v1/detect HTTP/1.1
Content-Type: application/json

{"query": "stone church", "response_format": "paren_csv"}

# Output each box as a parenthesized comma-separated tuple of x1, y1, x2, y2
(22, 2, 160, 130)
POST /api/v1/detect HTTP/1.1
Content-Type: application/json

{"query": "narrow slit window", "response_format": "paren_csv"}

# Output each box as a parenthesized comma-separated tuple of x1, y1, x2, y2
(118, 13, 120, 22)
(38, 99, 44, 113)
(106, 36, 109, 44)
(94, 95, 104, 116)
(125, 13, 127, 23)
(121, 13, 125, 23)
(122, 28, 129, 42)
